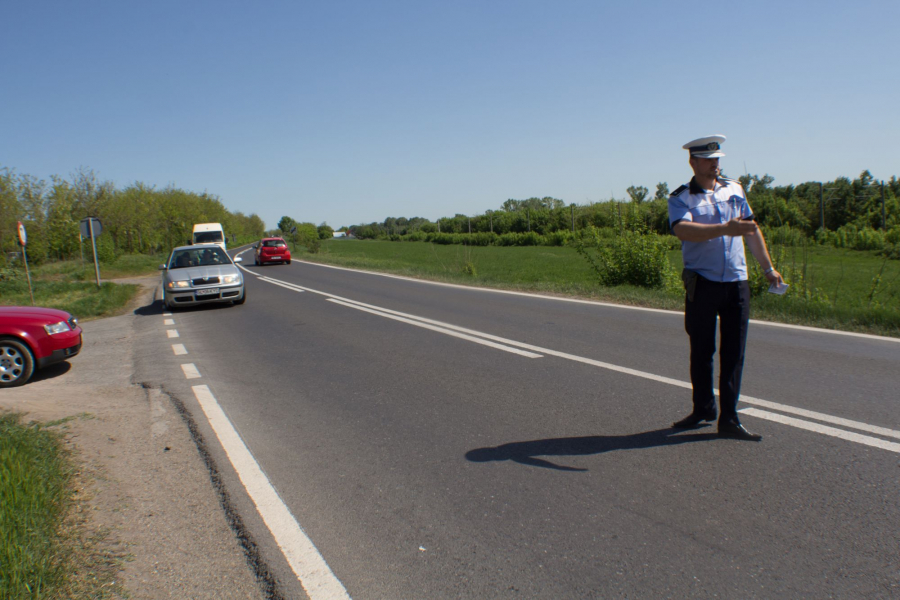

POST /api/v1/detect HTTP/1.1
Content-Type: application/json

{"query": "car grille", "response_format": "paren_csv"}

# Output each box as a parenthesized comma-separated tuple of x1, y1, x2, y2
(192, 276, 220, 286)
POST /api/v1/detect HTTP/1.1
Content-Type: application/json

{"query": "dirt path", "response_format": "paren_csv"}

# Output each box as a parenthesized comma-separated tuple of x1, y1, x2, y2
(1, 277, 269, 599)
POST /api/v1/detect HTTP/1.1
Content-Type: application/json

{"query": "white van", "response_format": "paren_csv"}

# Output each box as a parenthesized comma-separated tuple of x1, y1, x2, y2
(192, 223, 226, 251)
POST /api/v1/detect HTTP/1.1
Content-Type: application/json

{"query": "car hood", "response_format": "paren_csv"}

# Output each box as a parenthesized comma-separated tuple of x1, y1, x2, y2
(0, 306, 73, 321)
(164, 265, 240, 280)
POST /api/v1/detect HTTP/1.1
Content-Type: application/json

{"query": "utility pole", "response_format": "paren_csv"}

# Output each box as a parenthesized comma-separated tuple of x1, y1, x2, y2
(819, 182, 824, 230)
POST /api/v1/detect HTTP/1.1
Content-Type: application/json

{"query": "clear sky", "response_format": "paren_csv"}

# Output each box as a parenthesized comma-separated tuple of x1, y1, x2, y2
(3, 0, 897, 230)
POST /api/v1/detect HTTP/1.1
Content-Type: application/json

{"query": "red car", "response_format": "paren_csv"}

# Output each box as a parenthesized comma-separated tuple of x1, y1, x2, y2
(0, 306, 83, 388)
(254, 237, 292, 265)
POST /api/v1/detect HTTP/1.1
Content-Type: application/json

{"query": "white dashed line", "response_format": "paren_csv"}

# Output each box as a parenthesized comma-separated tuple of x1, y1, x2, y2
(181, 363, 201, 379)
(192, 385, 350, 599)
(172, 344, 188, 356)
(167, 329, 179, 338)
(165, 318, 175, 326)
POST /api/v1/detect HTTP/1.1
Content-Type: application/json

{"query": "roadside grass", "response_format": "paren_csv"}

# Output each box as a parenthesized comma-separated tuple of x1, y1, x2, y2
(0, 412, 123, 599)
(0, 254, 165, 319)
(298, 239, 900, 337)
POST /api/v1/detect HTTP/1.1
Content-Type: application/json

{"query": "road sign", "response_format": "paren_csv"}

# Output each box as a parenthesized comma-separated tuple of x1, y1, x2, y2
(17, 221, 27, 246)
(290, 226, 297, 234)
(79, 217, 103, 239)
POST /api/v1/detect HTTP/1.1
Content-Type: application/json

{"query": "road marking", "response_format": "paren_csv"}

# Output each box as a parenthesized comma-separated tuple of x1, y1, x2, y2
(172, 344, 188, 356)
(165, 318, 175, 326)
(328, 299, 542, 359)
(297, 261, 900, 344)
(258, 276, 306, 293)
(163, 312, 173, 317)
(740, 408, 900, 453)
(181, 363, 201, 379)
(253, 273, 900, 453)
(167, 329, 179, 338)
(737, 396, 900, 440)
(191, 385, 350, 599)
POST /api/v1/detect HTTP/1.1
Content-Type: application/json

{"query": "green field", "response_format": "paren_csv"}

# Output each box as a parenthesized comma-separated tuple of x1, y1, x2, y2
(299, 239, 900, 336)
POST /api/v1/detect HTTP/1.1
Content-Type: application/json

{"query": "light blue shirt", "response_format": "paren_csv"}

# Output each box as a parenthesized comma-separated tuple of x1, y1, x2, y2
(668, 177, 754, 282)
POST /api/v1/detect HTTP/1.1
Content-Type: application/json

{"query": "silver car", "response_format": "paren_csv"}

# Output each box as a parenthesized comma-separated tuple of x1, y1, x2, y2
(160, 245, 246, 309)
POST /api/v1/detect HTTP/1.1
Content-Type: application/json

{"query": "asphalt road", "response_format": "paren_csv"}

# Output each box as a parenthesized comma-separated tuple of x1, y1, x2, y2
(135, 246, 900, 599)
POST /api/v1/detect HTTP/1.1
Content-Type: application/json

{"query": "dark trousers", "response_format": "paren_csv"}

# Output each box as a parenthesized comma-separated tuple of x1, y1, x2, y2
(684, 278, 751, 425)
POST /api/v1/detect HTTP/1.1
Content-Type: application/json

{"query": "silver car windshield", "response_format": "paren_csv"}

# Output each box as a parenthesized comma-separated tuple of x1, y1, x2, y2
(169, 247, 231, 269)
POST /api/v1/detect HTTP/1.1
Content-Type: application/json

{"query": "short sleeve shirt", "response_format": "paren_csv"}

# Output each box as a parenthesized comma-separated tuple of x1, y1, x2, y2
(668, 177, 754, 282)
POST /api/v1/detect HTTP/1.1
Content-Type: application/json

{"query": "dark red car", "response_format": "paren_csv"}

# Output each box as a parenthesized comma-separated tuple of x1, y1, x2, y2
(0, 306, 83, 387)
(254, 237, 292, 265)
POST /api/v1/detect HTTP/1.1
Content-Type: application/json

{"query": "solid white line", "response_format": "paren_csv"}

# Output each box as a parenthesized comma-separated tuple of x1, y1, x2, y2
(739, 408, 900, 453)
(167, 329, 179, 338)
(323, 295, 900, 447)
(298, 260, 900, 344)
(172, 344, 188, 356)
(738, 395, 900, 440)
(328, 299, 542, 359)
(258, 274, 899, 453)
(181, 363, 201, 379)
(165, 318, 175, 326)
(191, 385, 350, 599)
(259, 277, 306, 293)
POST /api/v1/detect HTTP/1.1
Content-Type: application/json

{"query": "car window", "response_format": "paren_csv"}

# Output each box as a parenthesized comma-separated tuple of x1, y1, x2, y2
(169, 248, 230, 268)
(262, 239, 285, 247)
(195, 231, 223, 243)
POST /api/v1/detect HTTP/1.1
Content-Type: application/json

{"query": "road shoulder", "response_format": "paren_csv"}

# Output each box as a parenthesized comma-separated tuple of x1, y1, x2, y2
(0, 277, 267, 600)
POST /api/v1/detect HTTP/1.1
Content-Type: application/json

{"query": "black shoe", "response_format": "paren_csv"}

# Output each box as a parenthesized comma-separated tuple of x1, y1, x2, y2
(717, 423, 762, 441)
(672, 409, 717, 429)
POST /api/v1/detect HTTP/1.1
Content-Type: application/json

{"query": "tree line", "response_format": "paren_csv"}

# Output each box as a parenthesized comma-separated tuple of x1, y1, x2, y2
(0, 167, 266, 265)
(347, 171, 900, 251)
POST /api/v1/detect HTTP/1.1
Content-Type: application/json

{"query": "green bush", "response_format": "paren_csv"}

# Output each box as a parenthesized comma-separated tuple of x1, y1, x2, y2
(576, 227, 677, 289)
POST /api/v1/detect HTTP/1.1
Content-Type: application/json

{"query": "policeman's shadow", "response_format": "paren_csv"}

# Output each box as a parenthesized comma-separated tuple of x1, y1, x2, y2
(465, 428, 717, 471)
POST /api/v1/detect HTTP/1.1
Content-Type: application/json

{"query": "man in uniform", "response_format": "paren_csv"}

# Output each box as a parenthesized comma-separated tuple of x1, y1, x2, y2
(668, 135, 783, 441)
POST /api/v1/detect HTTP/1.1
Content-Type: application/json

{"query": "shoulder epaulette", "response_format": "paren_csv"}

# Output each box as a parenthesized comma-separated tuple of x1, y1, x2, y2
(670, 184, 687, 196)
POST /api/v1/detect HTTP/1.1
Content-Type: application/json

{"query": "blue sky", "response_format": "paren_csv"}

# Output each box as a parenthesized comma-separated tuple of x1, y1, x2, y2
(3, 1, 897, 230)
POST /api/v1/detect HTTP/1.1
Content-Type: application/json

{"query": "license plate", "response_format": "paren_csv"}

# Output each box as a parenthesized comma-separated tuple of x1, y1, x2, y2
(269, 256, 282, 260)
(196, 288, 220, 296)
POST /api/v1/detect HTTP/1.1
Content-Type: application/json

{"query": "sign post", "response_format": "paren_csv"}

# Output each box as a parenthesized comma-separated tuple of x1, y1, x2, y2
(17, 221, 35, 306)
(80, 217, 103, 288)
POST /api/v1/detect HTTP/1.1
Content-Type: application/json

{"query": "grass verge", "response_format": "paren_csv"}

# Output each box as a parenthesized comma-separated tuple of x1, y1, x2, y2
(298, 239, 900, 337)
(0, 412, 124, 599)
(0, 254, 166, 319)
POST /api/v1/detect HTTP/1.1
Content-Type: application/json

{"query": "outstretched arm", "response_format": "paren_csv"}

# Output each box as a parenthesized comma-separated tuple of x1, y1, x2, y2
(744, 227, 784, 285)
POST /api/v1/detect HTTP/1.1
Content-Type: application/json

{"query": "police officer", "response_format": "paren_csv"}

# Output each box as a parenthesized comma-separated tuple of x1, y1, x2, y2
(668, 135, 784, 441)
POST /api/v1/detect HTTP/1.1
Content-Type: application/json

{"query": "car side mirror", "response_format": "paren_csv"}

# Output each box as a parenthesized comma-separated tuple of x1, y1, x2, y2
(234, 256, 243, 263)
(158, 264, 167, 270)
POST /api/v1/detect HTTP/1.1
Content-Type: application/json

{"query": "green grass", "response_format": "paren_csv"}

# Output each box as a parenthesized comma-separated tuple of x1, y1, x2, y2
(299, 239, 900, 337)
(0, 254, 166, 319)
(0, 412, 124, 599)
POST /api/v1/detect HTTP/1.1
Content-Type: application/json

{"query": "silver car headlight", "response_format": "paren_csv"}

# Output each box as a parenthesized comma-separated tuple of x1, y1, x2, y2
(44, 321, 72, 335)
(222, 274, 241, 284)
(167, 280, 191, 289)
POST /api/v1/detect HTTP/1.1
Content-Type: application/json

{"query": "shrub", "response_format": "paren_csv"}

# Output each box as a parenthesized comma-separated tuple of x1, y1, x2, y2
(576, 227, 676, 289)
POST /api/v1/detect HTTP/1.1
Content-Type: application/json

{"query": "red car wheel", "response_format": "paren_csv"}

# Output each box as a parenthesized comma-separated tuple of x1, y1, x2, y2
(0, 338, 35, 388)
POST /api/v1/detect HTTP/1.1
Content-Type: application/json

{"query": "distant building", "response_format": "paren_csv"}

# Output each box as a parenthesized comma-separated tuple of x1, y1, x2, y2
(333, 231, 349, 239)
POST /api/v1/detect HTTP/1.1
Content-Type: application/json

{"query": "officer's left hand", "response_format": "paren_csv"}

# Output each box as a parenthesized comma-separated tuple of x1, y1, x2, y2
(765, 269, 784, 285)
